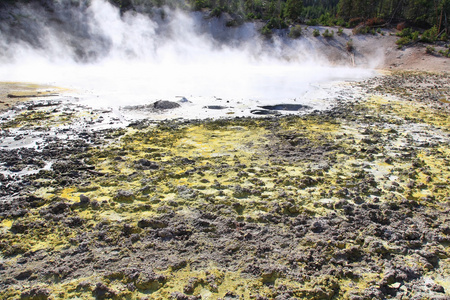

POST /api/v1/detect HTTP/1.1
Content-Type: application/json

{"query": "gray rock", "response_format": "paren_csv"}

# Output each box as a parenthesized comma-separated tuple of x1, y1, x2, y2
(153, 100, 180, 110)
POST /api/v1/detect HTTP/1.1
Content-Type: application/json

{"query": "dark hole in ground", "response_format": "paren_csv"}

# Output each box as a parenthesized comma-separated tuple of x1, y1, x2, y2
(250, 109, 280, 115)
(259, 104, 311, 111)
(203, 106, 229, 110)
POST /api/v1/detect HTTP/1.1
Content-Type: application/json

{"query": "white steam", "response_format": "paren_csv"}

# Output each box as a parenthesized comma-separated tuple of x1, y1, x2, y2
(0, 0, 374, 110)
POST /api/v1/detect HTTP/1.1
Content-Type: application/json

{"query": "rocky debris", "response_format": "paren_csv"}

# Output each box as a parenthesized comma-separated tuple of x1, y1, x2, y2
(121, 100, 181, 112)
(135, 158, 159, 170)
(20, 286, 51, 300)
(0, 72, 449, 299)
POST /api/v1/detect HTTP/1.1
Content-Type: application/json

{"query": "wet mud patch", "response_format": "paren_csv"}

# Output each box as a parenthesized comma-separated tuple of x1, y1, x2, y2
(0, 72, 449, 299)
(0, 82, 63, 112)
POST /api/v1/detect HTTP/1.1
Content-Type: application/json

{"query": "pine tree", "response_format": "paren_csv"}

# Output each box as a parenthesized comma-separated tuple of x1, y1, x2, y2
(283, 0, 303, 21)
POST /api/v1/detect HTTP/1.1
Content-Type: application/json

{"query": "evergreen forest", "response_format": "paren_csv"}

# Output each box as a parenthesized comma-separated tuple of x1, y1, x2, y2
(2, 0, 449, 38)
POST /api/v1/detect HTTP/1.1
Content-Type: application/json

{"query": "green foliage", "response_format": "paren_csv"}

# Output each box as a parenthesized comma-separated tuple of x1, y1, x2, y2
(318, 12, 335, 26)
(304, 12, 346, 27)
(313, 29, 320, 37)
(397, 27, 413, 37)
(210, 6, 226, 17)
(396, 36, 411, 48)
(192, 0, 209, 10)
(335, 0, 450, 35)
(352, 24, 369, 35)
(335, 18, 347, 27)
(426, 45, 435, 54)
(265, 17, 288, 29)
(438, 48, 450, 57)
(322, 28, 334, 38)
(306, 19, 319, 26)
(283, 0, 303, 21)
(246, 12, 257, 20)
(288, 25, 303, 38)
(104, 0, 448, 39)
(395, 27, 420, 48)
(260, 25, 272, 36)
(337, 27, 344, 36)
(421, 26, 438, 43)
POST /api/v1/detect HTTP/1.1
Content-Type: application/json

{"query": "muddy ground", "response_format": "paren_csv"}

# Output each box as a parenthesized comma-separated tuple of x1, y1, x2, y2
(0, 71, 449, 300)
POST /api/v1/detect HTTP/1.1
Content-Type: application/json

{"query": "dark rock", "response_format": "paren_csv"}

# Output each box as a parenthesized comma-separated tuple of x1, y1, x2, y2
(92, 282, 117, 299)
(114, 190, 134, 202)
(130, 234, 140, 243)
(65, 216, 84, 228)
(135, 272, 166, 290)
(153, 100, 180, 110)
(20, 286, 50, 300)
(79, 194, 90, 205)
(170, 292, 190, 300)
(15, 270, 33, 280)
(137, 218, 168, 229)
(10, 221, 28, 234)
(135, 159, 159, 170)
(427, 282, 445, 293)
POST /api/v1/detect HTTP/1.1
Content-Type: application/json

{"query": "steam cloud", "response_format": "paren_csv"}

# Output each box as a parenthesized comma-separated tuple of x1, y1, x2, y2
(0, 0, 374, 108)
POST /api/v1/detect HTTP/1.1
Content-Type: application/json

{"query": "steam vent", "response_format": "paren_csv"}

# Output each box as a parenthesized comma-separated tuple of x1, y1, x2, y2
(1, 0, 450, 299)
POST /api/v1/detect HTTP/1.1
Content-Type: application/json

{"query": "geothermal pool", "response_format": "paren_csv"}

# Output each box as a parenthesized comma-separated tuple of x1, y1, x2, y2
(0, 0, 374, 121)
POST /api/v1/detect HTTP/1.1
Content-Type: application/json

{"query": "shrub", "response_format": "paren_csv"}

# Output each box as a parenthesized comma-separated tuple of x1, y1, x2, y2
(426, 45, 435, 54)
(336, 18, 346, 27)
(313, 29, 320, 37)
(265, 17, 287, 30)
(396, 36, 410, 48)
(306, 19, 318, 26)
(421, 26, 438, 43)
(346, 39, 354, 52)
(288, 25, 302, 39)
(318, 12, 336, 26)
(261, 25, 272, 37)
(438, 49, 450, 57)
(337, 27, 344, 36)
(352, 24, 369, 35)
(210, 6, 225, 18)
(193, 0, 208, 10)
(395, 28, 420, 48)
(322, 29, 334, 38)
(246, 12, 256, 20)
(397, 27, 412, 37)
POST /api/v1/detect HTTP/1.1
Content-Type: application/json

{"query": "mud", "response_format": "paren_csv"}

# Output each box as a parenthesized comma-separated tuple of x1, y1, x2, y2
(0, 71, 449, 300)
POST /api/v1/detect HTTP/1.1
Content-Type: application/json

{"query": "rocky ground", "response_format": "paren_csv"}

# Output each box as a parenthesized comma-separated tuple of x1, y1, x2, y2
(0, 70, 449, 300)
